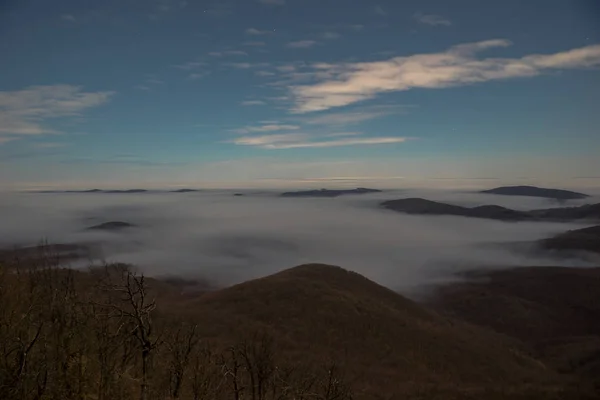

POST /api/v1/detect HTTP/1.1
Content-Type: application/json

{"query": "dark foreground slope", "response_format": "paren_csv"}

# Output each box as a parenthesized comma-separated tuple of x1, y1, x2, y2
(431, 267, 600, 389)
(186, 264, 577, 398)
(1, 257, 597, 399)
(480, 186, 589, 200)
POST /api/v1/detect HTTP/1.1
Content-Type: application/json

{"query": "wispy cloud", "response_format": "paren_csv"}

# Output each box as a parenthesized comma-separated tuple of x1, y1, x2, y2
(301, 105, 412, 125)
(243, 41, 266, 46)
(0, 85, 114, 142)
(246, 28, 273, 35)
(202, 1, 233, 17)
(231, 133, 407, 149)
(255, 70, 276, 77)
(289, 41, 600, 112)
(286, 40, 317, 49)
(231, 133, 308, 146)
(232, 124, 300, 134)
(33, 142, 68, 149)
(241, 100, 266, 106)
(61, 14, 77, 22)
(322, 32, 341, 40)
(188, 72, 210, 80)
(413, 13, 451, 26)
(374, 6, 387, 16)
(258, 0, 285, 5)
(223, 50, 248, 56)
(173, 60, 207, 70)
(224, 62, 270, 69)
(135, 74, 166, 91)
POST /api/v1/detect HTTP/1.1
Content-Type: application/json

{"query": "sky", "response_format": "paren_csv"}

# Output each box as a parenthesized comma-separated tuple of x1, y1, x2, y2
(1, 0, 599, 190)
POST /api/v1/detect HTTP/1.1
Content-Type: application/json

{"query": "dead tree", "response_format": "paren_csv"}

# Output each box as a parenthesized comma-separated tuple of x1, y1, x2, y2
(95, 266, 160, 400)
(165, 323, 199, 398)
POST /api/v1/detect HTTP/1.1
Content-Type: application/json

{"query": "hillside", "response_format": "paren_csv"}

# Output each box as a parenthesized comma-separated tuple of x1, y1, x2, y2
(381, 198, 532, 221)
(185, 264, 573, 398)
(381, 198, 600, 222)
(430, 267, 600, 386)
(2, 257, 598, 399)
(86, 221, 136, 231)
(481, 186, 589, 200)
(540, 225, 600, 254)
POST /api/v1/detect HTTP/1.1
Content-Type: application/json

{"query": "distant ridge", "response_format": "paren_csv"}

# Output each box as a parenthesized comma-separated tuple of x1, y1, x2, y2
(381, 198, 531, 221)
(39, 189, 148, 193)
(281, 187, 382, 198)
(382, 198, 600, 222)
(189, 264, 555, 395)
(170, 189, 199, 193)
(86, 221, 135, 231)
(480, 185, 589, 200)
(540, 225, 600, 254)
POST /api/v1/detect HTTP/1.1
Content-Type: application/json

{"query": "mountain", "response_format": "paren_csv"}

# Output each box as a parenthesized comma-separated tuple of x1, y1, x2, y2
(382, 198, 600, 222)
(0, 243, 91, 264)
(430, 266, 600, 387)
(185, 264, 566, 398)
(540, 225, 600, 254)
(281, 188, 382, 198)
(480, 185, 589, 200)
(86, 221, 136, 231)
(170, 189, 198, 193)
(381, 198, 532, 221)
(530, 203, 600, 221)
(103, 189, 148, 193)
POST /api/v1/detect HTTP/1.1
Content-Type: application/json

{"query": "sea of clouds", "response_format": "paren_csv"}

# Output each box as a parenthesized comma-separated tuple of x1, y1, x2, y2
(1, 187, 598, 293)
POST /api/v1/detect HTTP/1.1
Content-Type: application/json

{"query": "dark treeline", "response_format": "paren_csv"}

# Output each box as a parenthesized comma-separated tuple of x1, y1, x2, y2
(0, 249, 352, 400)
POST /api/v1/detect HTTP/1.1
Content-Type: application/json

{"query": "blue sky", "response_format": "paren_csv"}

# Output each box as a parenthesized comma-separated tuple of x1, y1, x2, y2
(1, 0, 599, 189)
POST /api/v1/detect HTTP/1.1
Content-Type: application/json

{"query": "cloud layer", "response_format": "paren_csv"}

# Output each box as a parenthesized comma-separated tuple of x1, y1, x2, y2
(288, 41, 600, 112)
(0, 85, 114, 141)
(0, 190, 596, 293)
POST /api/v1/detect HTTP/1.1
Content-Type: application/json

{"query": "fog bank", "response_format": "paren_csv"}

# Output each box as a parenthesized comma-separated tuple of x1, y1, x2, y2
(0, 188, 598, 292)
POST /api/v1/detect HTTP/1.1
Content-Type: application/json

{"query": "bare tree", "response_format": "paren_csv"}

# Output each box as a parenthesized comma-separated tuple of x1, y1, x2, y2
(95, 266, 161, 400)
(164, 322, 199, 398)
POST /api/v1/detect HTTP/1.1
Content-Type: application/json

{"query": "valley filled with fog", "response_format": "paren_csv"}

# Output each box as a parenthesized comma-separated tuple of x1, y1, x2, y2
(1, 188, 598, 292)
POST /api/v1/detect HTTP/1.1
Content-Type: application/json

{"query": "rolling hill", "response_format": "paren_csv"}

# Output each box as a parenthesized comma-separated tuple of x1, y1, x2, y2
(281, 188, 382, 198)
(480, 186, 589, 200)
(182, 264, 576, 398)
(430, 266, 600, 388)
(381, 198, 600, 222)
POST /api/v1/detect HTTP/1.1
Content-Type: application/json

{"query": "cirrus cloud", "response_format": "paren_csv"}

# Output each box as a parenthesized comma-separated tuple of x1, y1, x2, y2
(0, 85, 114, 142)
(288, 40, 600, 113)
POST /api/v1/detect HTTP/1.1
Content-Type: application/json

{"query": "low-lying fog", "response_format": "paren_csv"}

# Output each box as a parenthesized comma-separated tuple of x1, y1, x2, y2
(1, 188, 599, 292)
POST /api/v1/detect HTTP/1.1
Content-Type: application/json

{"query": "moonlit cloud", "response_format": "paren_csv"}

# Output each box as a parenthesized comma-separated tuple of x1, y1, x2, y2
(289, 41, 600, 113)
(300, 105, 412, 126)
(230, 132, 407, 149)
(414, 13, 452, 26)
(0, 85, 114, 142)
(173, 61, 207, 70)
(231, 133, 309, 146)
(61, 14, 77, 22)
(258, 0, 285, 5)
(241, 100, 266, 106)
(286, 40, 317, 48)
(374, 5, 387, 16)
(261, 137, 407, 149)
(322, 32, 341, 40)
(233, 124, 300, 134)
(246, 28, 272, 35)
(243, 41, 266, 46)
